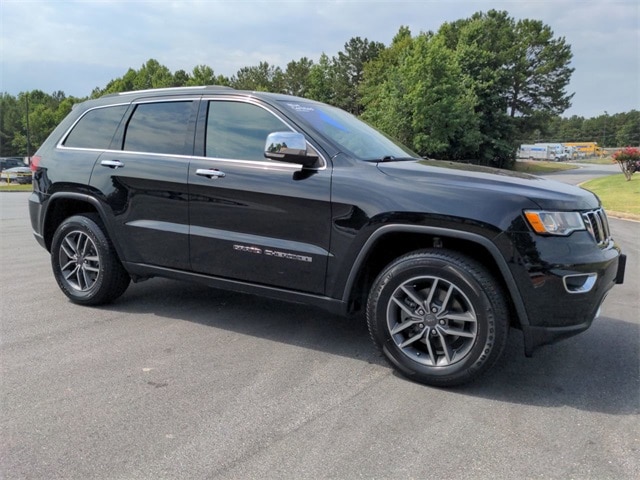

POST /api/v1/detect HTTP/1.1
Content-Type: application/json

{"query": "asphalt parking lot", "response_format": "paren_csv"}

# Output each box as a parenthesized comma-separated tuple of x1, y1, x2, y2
(1, 175, 638, 478)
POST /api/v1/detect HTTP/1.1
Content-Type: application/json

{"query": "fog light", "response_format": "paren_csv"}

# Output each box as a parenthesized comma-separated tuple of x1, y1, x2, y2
(563, 273, 597, 294)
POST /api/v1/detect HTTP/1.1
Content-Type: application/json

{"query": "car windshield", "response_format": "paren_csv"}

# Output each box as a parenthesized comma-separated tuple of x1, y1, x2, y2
(279, 100, 418, 161)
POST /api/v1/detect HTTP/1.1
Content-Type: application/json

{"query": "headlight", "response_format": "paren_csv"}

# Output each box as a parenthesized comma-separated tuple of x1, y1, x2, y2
(524, 210, 585, 236)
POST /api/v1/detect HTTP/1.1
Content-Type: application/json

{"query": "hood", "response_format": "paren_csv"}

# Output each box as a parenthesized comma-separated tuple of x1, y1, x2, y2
(377, 159, 600, 211)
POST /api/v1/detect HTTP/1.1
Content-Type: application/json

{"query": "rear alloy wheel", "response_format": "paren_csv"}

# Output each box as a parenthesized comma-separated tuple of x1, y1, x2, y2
(51, 214, 130, 305)
(367, 249, 509, 387)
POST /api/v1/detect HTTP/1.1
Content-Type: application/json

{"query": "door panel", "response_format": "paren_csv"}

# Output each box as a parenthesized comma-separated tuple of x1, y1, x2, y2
(90, 151, 191, 269)
(188, 159, 331, 294)
(88, 99, 196, 269)
(188, 99, 331, 294)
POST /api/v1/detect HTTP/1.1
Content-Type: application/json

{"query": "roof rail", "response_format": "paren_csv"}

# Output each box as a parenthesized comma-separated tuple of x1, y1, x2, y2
(101, 85, 235, 98)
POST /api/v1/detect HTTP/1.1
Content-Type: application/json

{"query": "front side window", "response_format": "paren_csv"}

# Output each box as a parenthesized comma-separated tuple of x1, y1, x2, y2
(123, 101, 193, 155)
(63, 105, 128, 149)
(205, 101, 290, 161)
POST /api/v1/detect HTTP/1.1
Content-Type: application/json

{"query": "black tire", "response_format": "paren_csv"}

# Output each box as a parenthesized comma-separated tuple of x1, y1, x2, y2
(366, 249, 509, 387)
(51, 214, 130, 306)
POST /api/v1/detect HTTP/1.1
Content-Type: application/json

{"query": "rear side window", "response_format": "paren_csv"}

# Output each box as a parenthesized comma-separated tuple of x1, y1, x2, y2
(205, 101, 289, 161)
(63, 105, 128, 149)
(123, 101, 193, 155)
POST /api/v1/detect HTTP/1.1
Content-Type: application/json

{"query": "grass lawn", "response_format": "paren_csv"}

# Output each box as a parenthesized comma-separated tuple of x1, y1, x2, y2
(0, 183, 32, 192)
(581, 174, 640, 217)
(513, 160, 578, 174)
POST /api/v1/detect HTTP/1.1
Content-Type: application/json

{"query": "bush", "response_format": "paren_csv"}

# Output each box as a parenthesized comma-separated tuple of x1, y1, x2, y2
(612, 147, 640, 180)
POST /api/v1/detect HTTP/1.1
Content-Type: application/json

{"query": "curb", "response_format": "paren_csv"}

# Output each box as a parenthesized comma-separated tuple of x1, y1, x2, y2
(606, 211, 640, 223)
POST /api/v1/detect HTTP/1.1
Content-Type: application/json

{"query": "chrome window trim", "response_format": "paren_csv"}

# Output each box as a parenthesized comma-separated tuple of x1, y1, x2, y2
(203, 96, 327, 170)
(52, 147, 321, 173)
(57, 96, 328, 171)
(196, 151, 327, 172)
(57, 102, 131, 149)
(58, 98, 197, 150)
(194, 155, 304, 171)
(52, 145, 319, 172)
(128, 97, 199, 106)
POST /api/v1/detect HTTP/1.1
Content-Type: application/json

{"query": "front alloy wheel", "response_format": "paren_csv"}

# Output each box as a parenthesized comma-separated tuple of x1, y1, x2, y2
(367, 249, 509, 387)
(387, 275, 478, 367)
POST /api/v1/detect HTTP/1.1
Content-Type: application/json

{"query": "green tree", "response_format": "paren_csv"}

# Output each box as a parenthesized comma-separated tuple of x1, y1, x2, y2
(282, 57, 314, 97)
(232, 62, 283, 91)
(360, 26, 414, 141)
(557, 115, 584, 142)
(19, 103, 56, 152)
(187, 64, 223, 86)
(508, 19, 574, 118)
(306, 53, 335, 104)
(93, 59, 174, 96)
(54, 97, 79, 123)
(615, 111, 640, 146)
(132, 59, 174, 90)
(434, 10, 573, 166)
(94, 67, 138, 96)
(407, 35, 480, 158)
(3, 90, 82, 155)
(362, 29, 480, 159)
(333, 37, 384, 114)
(0, 93, 22, 156)
(173, 69, 190, 87)
(580, 117, 603, 143)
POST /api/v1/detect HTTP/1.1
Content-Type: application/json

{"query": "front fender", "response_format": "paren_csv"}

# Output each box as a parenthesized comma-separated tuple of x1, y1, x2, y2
(340, 223, 531, 333)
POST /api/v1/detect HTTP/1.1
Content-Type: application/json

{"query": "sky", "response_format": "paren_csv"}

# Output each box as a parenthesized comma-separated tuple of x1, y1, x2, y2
(1, 0, 638, 119)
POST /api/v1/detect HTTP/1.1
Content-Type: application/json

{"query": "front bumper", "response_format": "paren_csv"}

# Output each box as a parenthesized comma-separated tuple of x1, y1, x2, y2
(506, 229, 625, 356)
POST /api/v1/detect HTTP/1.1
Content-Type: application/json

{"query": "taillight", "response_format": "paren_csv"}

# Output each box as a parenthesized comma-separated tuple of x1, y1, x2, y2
(30, 155, 41, 172)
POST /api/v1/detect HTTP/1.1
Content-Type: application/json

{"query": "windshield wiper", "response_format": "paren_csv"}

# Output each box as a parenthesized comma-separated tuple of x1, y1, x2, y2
(377, 156, 416, 162)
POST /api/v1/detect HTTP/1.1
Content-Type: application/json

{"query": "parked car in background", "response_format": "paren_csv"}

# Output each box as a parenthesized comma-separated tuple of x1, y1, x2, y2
(0, 157, 25, 171)
(1, 166, 32, 184)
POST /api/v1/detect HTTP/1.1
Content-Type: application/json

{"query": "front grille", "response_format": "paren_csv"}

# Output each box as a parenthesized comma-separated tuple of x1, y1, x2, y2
(582, 208, 611, 247)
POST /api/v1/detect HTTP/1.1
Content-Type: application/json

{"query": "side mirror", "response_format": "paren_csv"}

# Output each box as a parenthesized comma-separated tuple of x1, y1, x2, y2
(264, 132, 319, 168)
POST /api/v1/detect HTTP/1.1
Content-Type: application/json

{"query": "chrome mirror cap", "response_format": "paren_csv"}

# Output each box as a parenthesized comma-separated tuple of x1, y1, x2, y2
(264, 132, 317, 168)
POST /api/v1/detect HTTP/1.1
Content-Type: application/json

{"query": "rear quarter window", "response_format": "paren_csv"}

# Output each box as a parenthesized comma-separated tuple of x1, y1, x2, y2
(63, 105, 128, 149)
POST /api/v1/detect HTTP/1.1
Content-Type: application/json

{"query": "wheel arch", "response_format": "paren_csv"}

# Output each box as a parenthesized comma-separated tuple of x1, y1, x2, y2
(342, 224, 530, 330)
(42, 193, 112, 252)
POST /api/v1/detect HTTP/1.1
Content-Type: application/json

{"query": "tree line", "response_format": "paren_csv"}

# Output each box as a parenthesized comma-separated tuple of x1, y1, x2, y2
(1, 10, 638, 167)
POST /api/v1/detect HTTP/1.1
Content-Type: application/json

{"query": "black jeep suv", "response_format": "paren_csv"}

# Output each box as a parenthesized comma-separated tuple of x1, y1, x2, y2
(29, 86, 625, 386)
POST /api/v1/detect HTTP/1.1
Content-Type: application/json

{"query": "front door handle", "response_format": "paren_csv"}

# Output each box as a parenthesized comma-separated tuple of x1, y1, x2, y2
(196, 169, 226, 179)
(101, 160, 125, 169)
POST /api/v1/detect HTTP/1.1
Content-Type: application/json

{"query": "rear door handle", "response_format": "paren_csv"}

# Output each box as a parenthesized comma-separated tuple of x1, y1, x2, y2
(101, 160, 125, 169)
(196, 169, 226, 179)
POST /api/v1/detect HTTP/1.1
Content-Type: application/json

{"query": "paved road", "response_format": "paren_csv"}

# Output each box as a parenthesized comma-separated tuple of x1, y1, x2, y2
(541, 161, 621, 186)
(1, 184, 638, 479)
